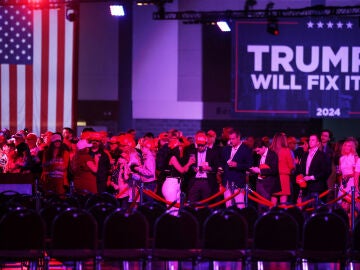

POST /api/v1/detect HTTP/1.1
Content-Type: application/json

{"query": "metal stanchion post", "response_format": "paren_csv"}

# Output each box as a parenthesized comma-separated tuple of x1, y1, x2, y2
(231, 182, 235, 206)
(34, 177, 41, 212)
(351, 186, 356, 231)
(132, 179, 136, 203)
(180, 192, 186, 210)
(245, 184, 249, 208)
(139, 182, 144, 205)
(69, 180, 75, 196)
(313, 193, 319, 209)
(334, 183, 338, 201)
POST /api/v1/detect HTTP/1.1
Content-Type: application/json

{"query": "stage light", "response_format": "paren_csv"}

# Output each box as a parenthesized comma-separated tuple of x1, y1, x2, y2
(66, 6, 78, 22)
(217, 21, 231, 32)
(136, 0, 173, 6)
(110, 4, 125, 16)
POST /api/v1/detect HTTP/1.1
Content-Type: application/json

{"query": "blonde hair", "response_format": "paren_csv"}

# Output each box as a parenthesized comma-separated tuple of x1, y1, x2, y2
(341, 139, 357, 156)
(270, 132, 288, 154)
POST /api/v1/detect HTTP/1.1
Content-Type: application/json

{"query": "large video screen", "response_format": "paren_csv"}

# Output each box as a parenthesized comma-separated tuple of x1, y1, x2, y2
(233, 17, 360, 119)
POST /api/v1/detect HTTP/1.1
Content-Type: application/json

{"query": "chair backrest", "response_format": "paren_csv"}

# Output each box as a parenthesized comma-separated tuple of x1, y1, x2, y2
(229, 205, 258, 238)
(137, 202, 166, 238)
(0, 207, 45, 250)
(203, 209, 248, 250)
(183, 206, 212, 238)
(154, 209, 199, 249)
(51, 207, 98, 250)
(352, 217, 360, 251)
(103, 209, 149, 249)
(303, 212, 348, 251)
(284, 206, 305, 238)
(253, 209, 299, 250)
(88, 202, 116, 239)
(85, 192, 119, 209)
(39, 202, 69, 238)
(331, 205, 350, 229)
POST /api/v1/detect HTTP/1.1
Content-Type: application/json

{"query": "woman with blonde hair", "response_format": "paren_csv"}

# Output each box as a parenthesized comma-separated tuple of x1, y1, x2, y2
(270, 132, 295, 205)
(337, 137, 359, 212)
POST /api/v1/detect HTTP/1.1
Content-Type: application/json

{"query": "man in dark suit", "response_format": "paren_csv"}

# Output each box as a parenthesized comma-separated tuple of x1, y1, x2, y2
(320, 129, 336, 202)
(221, 129, 253, 208)
(250, 140, 281, 213)
(298, 134, 331, 205)
(187, 133, 220, 203)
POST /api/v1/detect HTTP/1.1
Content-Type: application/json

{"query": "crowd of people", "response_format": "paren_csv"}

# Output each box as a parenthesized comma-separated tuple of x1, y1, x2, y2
(0, 126, 359, 214)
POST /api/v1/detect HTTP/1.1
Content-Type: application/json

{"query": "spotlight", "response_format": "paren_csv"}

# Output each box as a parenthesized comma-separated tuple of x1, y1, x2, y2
(110, 4, 125, 16)
(66, 6, 78, 22)
(267, 17, 279, 35)
(136, 0, 173, 6)
(217, 21, 231, 32)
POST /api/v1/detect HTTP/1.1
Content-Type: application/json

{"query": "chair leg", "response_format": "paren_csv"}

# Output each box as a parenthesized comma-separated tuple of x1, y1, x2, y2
(75, 261, 83, 270)
(95, 255, 102, 270)
(123, 261, 130, 270)
(29, 260, 38, 270)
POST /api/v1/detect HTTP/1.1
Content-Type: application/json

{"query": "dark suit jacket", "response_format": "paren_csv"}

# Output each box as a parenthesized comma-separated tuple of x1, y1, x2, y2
(221, 143, 253, 188)
(257, 149, 281, 196)
(188, 147, 220, 192)
(299, 149, 331, 193)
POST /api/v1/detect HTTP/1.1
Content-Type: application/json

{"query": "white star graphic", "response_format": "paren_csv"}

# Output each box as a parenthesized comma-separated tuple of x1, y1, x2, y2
(327, 21, 334, 29)
(307, 21, 314, 28)
(346, 22, 353, 29)
(337, 21, 343, 29)
(317, 21, 324, 28)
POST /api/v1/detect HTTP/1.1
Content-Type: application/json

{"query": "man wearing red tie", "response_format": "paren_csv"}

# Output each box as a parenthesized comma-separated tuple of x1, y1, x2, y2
(221, 129, 253, 208)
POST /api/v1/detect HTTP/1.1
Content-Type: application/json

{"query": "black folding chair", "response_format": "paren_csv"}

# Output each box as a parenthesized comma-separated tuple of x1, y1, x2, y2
(49, 207, 100, 270)
(84, 192, 119, 209)
(137, 201, 166, 240)
(102, 209, 150, 269)
(229, 205, 258, 240)
(0, 207, 46, 270)
(249, 208, 299, 270)
(201, 208, 248, 269)
(88, 202, 116, 241)
(284, 206, 305, 239)
(183, 205, 212, 240)
(153, 209, 200, 269)
(298, 211, 348, 270)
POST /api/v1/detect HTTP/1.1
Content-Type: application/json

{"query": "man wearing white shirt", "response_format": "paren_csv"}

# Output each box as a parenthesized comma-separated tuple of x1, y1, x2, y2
(298, 134, 331, 203)
(250, 140, 281, 213)
(221, 129, 253, 208)
(187, 134, 220, 203)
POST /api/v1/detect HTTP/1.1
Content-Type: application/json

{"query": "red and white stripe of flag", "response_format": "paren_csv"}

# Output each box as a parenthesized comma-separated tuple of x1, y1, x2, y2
(0, 6, 75, 135)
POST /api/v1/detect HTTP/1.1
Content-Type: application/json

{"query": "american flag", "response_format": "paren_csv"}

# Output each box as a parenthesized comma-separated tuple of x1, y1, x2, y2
(0, 5, 76, 135)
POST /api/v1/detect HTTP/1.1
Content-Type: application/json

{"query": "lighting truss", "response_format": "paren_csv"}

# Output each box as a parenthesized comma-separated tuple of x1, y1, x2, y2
(152, 5, 360, 22)
(0, 0, 115, 9)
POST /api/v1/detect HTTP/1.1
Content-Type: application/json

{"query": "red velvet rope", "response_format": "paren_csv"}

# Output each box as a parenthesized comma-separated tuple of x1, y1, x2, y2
(142, 189, 181, 208)
(196, 185, 226, 205)
(142, 186, 242, 209)
(248, 194, 273, 207)
(248, 188, 332, 209)
(140, 183, 342, 211)
(128, 190, 140, 211)
(207, 188, 242, 209)
(115, 186, 129, 199)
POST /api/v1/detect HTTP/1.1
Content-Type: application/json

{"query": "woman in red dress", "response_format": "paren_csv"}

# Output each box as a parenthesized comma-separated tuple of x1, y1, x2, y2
(270, 132, 295, 205)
